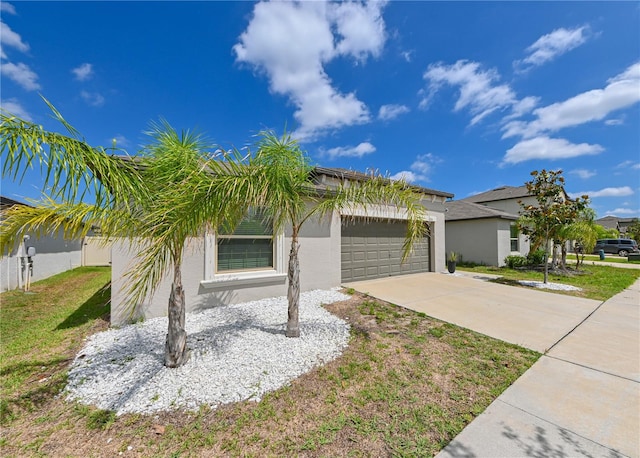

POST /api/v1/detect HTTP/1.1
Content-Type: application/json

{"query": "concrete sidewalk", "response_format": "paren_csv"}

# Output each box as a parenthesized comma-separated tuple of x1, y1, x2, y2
(344, 273, 640, 457)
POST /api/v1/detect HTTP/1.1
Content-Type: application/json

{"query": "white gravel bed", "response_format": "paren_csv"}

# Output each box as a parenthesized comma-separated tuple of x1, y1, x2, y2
(65, 289, 351, 416)
(518, 280, 582, 291)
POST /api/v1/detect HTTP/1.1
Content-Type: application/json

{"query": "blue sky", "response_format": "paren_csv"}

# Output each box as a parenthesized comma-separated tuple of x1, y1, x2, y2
(1, 1, 639, 218)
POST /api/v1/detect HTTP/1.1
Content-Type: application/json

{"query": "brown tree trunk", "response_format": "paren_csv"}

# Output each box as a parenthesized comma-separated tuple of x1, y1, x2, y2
(543, 237, 549, 284)
(165, 257, 189, 368)
(286, 229, 300, 338)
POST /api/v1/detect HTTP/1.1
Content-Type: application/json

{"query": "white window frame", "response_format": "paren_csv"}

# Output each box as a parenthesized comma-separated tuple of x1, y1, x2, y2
(510, 224, 519, 252)
(201, 230, 286, 289)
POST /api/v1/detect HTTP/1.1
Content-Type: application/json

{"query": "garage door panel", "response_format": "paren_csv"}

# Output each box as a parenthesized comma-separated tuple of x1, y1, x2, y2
(342, 217, 430, 282)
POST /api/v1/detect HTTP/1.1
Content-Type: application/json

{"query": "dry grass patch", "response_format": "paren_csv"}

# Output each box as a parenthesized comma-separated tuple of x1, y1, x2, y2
(1, 276, 538, 457)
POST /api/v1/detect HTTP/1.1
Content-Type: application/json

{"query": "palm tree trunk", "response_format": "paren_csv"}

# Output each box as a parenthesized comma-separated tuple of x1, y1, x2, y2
(286, 229, 300, 338)
(543, 237, 549, 284)
(561, 242, 567, 270)
(165, 257, 189, 367)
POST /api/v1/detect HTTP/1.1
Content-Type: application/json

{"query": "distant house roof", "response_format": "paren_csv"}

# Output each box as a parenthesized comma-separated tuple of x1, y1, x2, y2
(461, 184, 571, 204)
(312, 166, 454, 199)
(0, 196, 29, 211)
(596, 216, 638, 232)
(444, 200, 518, 222)
(460, 185, 532, 203)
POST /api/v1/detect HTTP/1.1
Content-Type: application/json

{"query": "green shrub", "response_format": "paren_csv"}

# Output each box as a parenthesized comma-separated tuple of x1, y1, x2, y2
(504, 255, 527, 269)
(527, 249, 546, 265)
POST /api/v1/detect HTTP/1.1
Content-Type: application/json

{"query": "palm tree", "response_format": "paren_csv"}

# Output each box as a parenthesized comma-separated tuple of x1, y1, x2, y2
(558, 207, 599, 269)
(1, 106, 257, 367)
(249, 130, 429, 337)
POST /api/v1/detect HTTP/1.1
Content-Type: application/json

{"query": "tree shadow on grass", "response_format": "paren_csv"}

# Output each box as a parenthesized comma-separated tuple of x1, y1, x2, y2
(55, 282, 111, 330)
(0, 357, 71, 424)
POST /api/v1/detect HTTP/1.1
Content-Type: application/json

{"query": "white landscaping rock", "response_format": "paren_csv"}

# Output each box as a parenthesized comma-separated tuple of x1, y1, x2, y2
(65, 289, 351, 416)
(518, 280, 582, 291)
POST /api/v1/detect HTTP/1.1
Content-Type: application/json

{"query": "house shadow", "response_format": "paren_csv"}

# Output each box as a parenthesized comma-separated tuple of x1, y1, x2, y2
(55, 282, 111, 330)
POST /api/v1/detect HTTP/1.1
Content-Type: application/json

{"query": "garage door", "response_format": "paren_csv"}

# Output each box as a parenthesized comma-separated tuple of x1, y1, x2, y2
(341, 218, 430, 282)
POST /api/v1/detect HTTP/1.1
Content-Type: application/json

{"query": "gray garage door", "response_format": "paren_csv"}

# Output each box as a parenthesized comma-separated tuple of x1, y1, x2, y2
(341, 217, 431, 282)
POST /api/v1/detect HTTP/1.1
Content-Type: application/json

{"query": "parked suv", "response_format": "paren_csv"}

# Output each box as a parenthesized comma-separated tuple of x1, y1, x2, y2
(592, 239, 639, 257)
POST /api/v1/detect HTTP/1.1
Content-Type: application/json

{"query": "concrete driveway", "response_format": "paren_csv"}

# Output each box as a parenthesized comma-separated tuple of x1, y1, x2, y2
(344, 273, 640, 457)
(344, 272, 601, 353)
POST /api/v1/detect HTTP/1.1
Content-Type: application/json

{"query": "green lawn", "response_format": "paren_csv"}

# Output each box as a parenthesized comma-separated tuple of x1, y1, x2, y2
(0, 267, 111, 418)
(0, 266, 540, 457)
(458, 263, 640, 301)
(576, 254, 640, 264)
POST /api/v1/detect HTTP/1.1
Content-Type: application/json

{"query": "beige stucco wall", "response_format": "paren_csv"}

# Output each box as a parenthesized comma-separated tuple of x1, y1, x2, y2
(446, 219, 501, 267)
(111, 202, 448, 326)
(479, 196, 537, 215)
(445, 218, 531, 267)
(111, 212, 341, 326)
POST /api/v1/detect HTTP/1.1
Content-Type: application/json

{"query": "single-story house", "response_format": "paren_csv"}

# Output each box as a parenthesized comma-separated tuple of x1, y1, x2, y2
(444, 186, 539, 266)
(1, 196, 84, 291)
(110, 167, 453, 326)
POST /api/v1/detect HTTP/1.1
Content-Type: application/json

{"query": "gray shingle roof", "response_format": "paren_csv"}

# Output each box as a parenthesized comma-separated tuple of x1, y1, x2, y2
(460, 185, 531, 203)
(311, 166, 454, 198)
(444, 200, 518, 222)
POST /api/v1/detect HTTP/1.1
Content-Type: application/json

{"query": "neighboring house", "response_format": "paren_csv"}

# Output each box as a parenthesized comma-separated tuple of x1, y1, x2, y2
(444, 185, 541, 266)
(596, 216, 638, 236)
(1, 196, 83, 292)
(110, 167, 453, 325)
(444, 200, 524, 267)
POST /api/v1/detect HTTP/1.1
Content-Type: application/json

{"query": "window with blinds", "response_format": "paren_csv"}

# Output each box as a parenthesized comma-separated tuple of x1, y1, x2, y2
(216, 209, 274, 272)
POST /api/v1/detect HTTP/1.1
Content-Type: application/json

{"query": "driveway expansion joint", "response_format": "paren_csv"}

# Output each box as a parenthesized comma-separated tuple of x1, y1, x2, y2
(544, 300, 606, 355)
(545, 355, 640, 384)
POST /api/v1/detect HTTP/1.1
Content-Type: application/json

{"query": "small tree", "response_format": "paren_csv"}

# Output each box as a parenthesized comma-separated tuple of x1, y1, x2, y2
(594, 224, 619, 239)
(559, 207, 598, 269)
(1, 104, 258, 368)
(517, 170, 588, 283)
(250, 130, 428, 337)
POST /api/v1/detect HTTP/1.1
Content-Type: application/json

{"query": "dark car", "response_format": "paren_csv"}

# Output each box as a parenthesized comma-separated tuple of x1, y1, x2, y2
(592, 239, 639, 257)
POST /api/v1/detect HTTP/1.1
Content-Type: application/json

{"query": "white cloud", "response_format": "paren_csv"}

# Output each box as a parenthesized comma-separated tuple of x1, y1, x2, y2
(234, 1, 387, 140)
(421, 60, 524, 125)
(0, 20, 29, 59)
(110, 134, 130, 149)
(0, 3, 16, 14)
(401, 50, 413, 62)
(324, 142, 376, 159)
(502, 62, 640, 139)
(616, 160, 640, 170)
(378, 104, 409, 121)
(390, 153, 439, 183)
(503, 136, 604, 165)
(569, 186, 634, 199)
(604, 208, 640, 216)
(72, 63, 94, 81)
(0, 98, 32, 121)
(0, 61, 40, 90)
(514, 26, 589, 72)
(80, 90, 105, 107)
(569, 169, 596, 179)
(332, 0, 386, 61)
(390, 171, 419, 182)
(604, 118, 624, 126)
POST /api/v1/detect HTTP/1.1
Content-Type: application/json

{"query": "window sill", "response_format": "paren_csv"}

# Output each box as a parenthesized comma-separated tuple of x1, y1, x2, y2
(200, 271, 287, 290)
